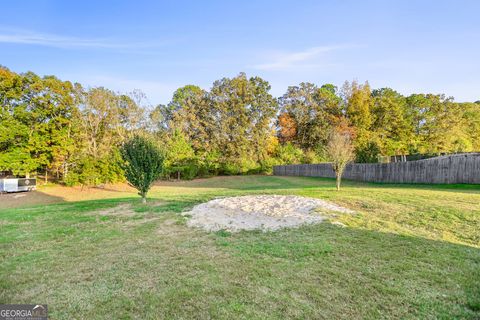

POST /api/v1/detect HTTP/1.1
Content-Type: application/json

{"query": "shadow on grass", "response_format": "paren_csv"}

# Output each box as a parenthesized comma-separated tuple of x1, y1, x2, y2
(212, 223, 480, 317)
(0, 196, 199, 220)
(0, 190, 66, 210)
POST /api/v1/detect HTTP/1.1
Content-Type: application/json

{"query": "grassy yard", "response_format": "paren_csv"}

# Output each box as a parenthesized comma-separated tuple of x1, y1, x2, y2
(1, 176, 479, 319)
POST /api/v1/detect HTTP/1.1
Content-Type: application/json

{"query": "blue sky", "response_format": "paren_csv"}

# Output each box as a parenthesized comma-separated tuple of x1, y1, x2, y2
(1, 0, 479, 105)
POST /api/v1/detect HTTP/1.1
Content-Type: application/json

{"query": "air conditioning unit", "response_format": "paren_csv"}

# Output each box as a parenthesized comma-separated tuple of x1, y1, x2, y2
(0, 178, 36, 193)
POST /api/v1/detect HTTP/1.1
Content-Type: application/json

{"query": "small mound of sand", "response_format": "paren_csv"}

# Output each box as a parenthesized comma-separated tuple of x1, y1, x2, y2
(184, 195, 353, 232)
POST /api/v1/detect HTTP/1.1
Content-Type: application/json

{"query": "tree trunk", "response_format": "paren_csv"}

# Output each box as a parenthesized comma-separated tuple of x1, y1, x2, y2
(45, 170, 48, 185)
(63, 162, 68, 179)
(141, 195, 147, 204)
(336, 173, 341, 191)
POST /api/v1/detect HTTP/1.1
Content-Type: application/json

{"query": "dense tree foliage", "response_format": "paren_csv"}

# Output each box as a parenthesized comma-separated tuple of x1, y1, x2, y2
(0, 67, 146, 185)
(371, 88, 413, 156)
(0, 68, 78, 179)
(1, 66, 479, 184)
(158, 73, 278, 174)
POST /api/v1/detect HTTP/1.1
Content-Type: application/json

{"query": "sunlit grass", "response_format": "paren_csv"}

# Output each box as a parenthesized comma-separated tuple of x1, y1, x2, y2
(0, 176, 479, 319)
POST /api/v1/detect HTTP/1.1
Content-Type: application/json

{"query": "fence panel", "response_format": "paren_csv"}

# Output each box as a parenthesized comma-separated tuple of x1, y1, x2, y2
(273, 153, 480, 184)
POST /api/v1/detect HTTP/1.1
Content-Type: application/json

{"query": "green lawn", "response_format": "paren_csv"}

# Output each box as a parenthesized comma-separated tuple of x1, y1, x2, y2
(1, 176, 479, 319)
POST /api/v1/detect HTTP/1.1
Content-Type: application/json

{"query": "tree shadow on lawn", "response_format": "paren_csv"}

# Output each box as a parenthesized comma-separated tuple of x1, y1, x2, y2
(0, 183, 138, 211)
(0, 190, 65, 210)
(211, 224, 480, 319)
(0, 196, 201, 220)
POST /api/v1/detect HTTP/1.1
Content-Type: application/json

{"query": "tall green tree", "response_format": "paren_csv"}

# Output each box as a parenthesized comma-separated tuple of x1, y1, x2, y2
(167, 85, 213, 152)
(279, 82, 341, 150)
(0, 67, 34, 175)
(341, 80, 376, 161)
(0, 67, 78, 179)
(371, 88, 414, 156)
(209, 73, 278, 172)
(405, 94, 473, 154)
(342, 80, 373, 133)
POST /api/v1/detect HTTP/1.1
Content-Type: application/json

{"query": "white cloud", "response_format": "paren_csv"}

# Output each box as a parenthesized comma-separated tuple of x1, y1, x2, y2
(251, 45, 346, 71)
(0, 28, 168, 50)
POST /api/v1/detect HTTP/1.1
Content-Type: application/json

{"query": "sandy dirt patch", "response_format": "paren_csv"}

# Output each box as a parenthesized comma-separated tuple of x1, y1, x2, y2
(184, 195, 353, 232)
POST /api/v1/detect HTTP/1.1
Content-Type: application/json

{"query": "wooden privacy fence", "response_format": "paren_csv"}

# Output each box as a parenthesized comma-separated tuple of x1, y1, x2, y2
(273, 153, 480, 184)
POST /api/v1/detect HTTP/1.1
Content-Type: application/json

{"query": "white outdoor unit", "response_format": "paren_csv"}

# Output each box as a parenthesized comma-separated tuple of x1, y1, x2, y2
(0, 178, 36, 192)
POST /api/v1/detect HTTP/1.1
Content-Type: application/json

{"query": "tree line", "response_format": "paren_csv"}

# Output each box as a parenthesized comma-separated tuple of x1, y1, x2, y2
(1, 67, 479, 185)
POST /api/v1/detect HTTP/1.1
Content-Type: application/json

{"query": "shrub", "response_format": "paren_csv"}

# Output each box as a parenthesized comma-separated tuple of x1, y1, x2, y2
(120, 135, 164, 203)
(274, 143, 304, 165)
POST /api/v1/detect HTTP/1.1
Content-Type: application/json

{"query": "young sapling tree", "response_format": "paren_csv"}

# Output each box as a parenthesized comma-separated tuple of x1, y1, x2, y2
(326, 131, 355, 191)
(120, 135, 164, 203)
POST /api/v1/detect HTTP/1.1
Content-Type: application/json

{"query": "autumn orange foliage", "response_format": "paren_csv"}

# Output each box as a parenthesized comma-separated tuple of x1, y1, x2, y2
(277, 112, 297, 143)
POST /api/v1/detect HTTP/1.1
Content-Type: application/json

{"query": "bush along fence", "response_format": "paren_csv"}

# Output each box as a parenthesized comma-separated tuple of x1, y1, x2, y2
(273, 153, 480, 184)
